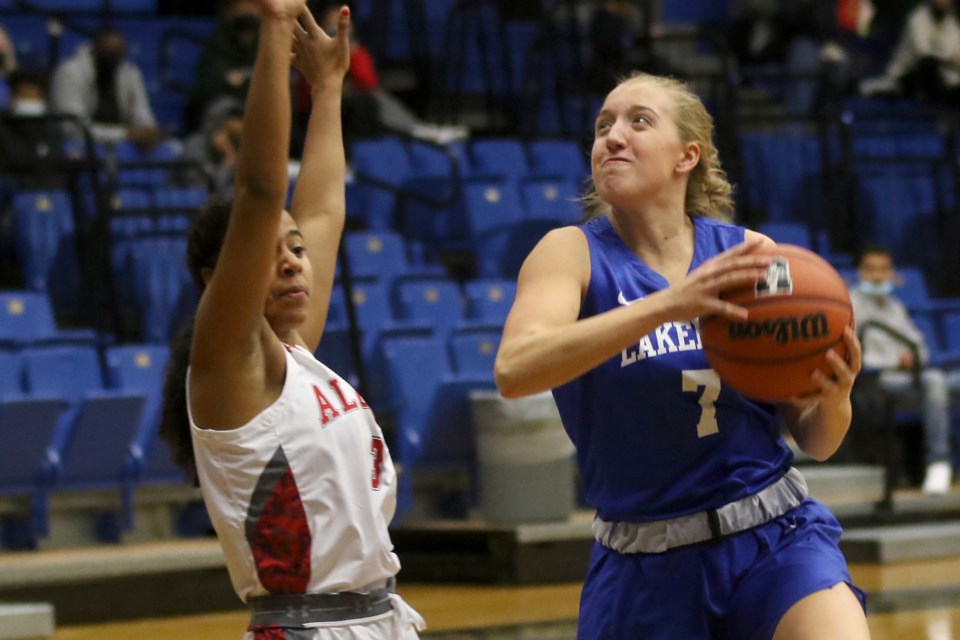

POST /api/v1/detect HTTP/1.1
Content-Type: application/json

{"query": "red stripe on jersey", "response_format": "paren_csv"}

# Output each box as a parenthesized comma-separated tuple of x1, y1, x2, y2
(249, 627, 287, 639)
(250, 467, 312, 593)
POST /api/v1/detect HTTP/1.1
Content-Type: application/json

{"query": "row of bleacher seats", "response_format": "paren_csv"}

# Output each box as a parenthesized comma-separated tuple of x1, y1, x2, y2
(4, 0, 734, 138)
(0, 340, 181, 548)
(0, 306, 507, 545)
(734, 111, 958, 274)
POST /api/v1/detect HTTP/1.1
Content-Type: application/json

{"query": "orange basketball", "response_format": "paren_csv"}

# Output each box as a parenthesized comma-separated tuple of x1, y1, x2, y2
(699, 244, 854, 403)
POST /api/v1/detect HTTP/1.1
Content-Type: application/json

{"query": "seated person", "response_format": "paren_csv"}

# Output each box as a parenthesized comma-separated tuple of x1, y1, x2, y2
(850, 246, 960, 494)
(0, 70, 70, 188)
(861, 0, 960, 102)
(50, 27, 166, 149)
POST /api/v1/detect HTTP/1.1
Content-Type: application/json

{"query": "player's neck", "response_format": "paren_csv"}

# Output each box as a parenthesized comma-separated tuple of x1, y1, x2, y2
(612, 210, 693, 267)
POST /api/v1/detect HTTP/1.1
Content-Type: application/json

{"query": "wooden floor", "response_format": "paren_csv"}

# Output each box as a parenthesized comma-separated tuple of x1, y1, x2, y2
(45, 559, 960, 640)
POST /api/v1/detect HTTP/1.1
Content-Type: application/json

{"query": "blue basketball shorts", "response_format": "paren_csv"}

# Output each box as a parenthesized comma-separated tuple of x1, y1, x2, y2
(577, 499, 867, 640)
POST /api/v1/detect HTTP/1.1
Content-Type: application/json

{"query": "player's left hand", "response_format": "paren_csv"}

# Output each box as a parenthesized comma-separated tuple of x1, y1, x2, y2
(788, 326, 862, 410)
(292, 5, 350, 87)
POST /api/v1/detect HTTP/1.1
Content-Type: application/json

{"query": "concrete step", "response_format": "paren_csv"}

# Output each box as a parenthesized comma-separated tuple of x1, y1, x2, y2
(841, 521, 960, 563)
(798, 464, 886, 518)
(0, 603, 54, 639)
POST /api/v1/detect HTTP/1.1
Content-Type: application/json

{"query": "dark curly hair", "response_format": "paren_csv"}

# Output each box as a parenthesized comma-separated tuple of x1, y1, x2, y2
(159, 195, 232, 483)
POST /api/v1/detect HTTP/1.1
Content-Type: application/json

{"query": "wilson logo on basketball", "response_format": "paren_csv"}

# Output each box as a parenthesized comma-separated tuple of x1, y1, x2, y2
(727, 313, 829, 345)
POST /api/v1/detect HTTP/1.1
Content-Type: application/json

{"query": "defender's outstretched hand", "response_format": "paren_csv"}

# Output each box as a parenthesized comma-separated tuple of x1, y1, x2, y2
(292, 5, 351, 85)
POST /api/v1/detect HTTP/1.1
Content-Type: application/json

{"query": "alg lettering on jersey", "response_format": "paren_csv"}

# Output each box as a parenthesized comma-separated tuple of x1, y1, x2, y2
(311, 380, 370, 426)
(621, 320, 701, 367)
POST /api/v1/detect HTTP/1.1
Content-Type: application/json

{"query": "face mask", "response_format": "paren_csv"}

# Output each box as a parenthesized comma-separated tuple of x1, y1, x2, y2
(858, 279, 894, 298)
(94, 51, 124, 77)
(11, 99, 47, 117)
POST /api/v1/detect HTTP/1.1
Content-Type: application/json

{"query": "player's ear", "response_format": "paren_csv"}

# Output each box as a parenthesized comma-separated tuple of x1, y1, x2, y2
(676, 142, 700, 174)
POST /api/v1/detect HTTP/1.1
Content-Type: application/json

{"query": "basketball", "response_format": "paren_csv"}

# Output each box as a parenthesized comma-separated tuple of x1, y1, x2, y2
(699, 244, 854, 403)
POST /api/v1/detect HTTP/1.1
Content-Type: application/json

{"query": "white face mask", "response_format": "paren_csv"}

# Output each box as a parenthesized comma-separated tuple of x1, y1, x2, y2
(858, 279, 894, 298)
(10, 99, 47, 117)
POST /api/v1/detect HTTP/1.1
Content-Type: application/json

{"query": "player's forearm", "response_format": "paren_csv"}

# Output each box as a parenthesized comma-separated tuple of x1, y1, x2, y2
(496, 297, 673, 398)
(291, 80, 345, 221)
(784, 399, 852, 461)
(235, 17, 294, 200)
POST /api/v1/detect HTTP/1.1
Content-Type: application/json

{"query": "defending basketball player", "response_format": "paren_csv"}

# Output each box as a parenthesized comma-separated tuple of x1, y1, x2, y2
(158, 2, 424, 637)
(494, 72, 869, 639)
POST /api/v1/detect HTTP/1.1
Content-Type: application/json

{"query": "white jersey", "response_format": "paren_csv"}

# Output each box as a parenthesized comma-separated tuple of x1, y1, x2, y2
(189, 344, 402, 603)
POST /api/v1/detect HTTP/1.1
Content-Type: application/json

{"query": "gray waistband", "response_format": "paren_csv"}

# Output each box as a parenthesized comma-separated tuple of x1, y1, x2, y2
(593, 467, 809, 554)
(248, 578, 395, 628)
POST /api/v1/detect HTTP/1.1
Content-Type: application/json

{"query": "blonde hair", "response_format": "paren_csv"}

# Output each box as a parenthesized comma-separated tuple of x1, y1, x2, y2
(583, 72, 734, 222)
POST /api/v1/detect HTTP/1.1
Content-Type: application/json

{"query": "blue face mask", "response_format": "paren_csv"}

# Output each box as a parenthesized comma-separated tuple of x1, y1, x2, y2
(858, 279, 894, 298)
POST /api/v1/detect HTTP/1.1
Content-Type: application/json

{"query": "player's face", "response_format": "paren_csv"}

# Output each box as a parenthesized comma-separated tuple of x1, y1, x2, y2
(263, 211, 313, 329)
(591, 80, 692, 210)
(858, 252, 894, 285)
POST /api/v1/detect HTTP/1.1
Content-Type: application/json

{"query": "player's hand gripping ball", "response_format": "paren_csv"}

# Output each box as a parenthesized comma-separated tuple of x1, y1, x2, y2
(699, 244, 854, 403)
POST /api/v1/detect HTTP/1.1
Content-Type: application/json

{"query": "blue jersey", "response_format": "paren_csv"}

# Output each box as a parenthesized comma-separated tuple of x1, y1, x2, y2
(552, 215, 793, 523)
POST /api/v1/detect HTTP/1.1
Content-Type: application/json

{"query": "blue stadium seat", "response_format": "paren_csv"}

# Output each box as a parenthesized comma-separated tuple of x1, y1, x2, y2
(894, 266, 933, 312)
(394, 278, 465, 342)
(114, 140, 183, 187)
(737, 129, 827, 223)
(347, 278, 395, 360)
(940, 311, 960, 365)
(343, 230, 410, 283)
(463, 279, 516, 325)
(130, 238, 191, 343)
(22, 344, 104, 402)
(448, 327, 501, 377)
(526, 139, 589, 182)
(51, 392, 147, 534)
(139, 432, 186, 485)
(382, 334, 496, 516)
(0, 396, 70, 547)
(12, 190, 76, 291)
(315, 327, 363, 393)
(857, 170, 938, 267)
(104, 344, 170, 457)
(519, 177, 582, 225)
(23, 344, 147, 533)
(0, 290, 97, 347)
(460, 178, 526, 277)
(756, 222, 814, 250)
(349, 136, 412, 229)
(0, 351, 24, 399)
(4, 15, 50, 69)
(469, 138, 530, 181)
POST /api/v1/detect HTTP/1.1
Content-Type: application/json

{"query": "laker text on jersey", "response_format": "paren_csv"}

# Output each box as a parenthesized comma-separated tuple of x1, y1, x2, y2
(621, 320, 702, 367)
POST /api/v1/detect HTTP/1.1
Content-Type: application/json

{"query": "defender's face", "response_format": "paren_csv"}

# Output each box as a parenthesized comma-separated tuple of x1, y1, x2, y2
(264, 211, 313, 329)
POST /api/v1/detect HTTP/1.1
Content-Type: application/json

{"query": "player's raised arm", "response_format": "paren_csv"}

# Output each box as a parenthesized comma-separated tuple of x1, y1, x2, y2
(191, 1, 302, 372)
(289, 5, 351, 351)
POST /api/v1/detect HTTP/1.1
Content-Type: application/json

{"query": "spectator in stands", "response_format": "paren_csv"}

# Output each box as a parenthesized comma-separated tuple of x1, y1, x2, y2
(159, 3, 424, 636)
(0, 24, 17, 78)
(186, 0, 261, 133)
(850, 246, 960, 494)
(292, 1, 467, 149)
(730, 0, 858, 114)
(861, 0, 960, 102)
(0, 70, 69, 188)
(49, 27, 166, 149)
(586, 0, 663, 95)
(178, 97, 243, 192)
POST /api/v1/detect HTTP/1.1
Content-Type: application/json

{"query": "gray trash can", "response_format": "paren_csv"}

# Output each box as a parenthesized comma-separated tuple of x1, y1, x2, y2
(469, 390, 576, 523)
